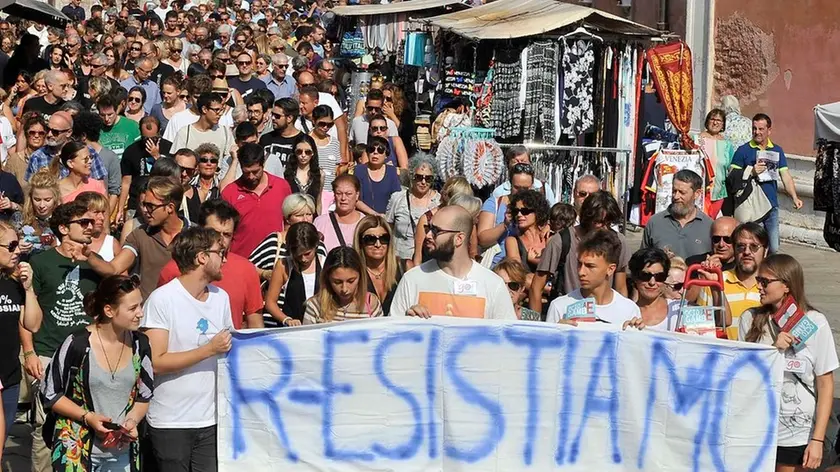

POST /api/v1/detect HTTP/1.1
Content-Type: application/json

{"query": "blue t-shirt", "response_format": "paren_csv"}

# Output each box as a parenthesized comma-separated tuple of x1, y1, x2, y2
(730, 140, 788, 207)
(355, 164, 401, 215)
(480, 196, 515, 266)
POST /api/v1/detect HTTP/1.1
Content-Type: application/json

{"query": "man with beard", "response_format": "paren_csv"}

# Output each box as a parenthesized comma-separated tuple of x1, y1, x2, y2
(245, 94, 273, 136)
(25, 111, 108, 181)
(84, 176, 186, 300)
(641, 169, 712, 260)
(698, 222, 768, 335)
(23, 201, 101, 472)
(390, 205, 515, 319)
(221, 143, 291, 258)
(259, 97, 300, 176)
(23, 69, 68, 119)
(141, 225, 233, 471)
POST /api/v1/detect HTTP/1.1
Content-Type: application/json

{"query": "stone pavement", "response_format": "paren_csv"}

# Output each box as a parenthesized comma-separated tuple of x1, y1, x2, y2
(3, 236, 840, 472)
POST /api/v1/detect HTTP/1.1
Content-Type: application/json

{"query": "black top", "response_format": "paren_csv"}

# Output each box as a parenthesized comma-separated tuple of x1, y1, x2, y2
(0, 276, 26, 387)
(260, 130, 298, 173)
(228, 76, 267, 99)
(61, 4, 85, 21)
(121, 138, 173, 210)
(0, 171, 23, 220)
(22, 96, 65, 120)
(366, 268, 402, 315)
(151, 62, 175, 89)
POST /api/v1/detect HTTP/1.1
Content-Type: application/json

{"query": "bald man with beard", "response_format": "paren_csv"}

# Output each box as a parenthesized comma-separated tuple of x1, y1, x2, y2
(389, 205, 516, 319)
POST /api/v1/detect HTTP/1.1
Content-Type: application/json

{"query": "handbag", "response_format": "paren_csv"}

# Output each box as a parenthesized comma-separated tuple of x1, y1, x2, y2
(733, 166, 773, 223)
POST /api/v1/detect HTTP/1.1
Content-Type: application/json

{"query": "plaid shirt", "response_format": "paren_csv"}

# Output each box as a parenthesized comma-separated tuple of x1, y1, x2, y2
(24, 145, 108, 181)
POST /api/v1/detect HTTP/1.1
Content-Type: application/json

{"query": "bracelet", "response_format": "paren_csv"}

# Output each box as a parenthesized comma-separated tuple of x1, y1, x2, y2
(281, 317, 290, 326)
(80, 411, 90, 426)
(812, 438, 825, 443)
(23, 350, 35, 359)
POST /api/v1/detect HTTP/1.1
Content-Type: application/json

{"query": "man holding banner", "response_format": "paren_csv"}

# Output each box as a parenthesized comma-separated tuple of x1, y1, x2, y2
(390, 205, 515, 319)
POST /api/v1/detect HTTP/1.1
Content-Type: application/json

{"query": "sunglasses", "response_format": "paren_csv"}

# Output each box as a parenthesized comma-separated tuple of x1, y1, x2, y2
(236, 60, 250, 65)
(512, 163, 534, 174)
(367, 145, 386, 154)
(362, 234, 390, 246)
(272, 112, 286, 119)
(506, 281, 522, 291)
(199, 157, 219, 164)
(295, 148, 313, 156)
(69, 218, 95, 227)
(424, 224, 459, 238)
(0, 240, 19, 252)
(28, 129, 46, 137)
(370, 125, 388, 132)
(756, 276, 782, 288)
(510, 207, 535, 217)
(210, 73, 225, 79)
(366, 106, 381, 112)
(47, 126, 71, 135)
(179, 165, 197, 175)
(635, 271, 668, 283)
(127, 96, 142, 103)
(275, 64, 288, 69)
(130, 46, 141, 51)
(736, 243, 763, 254)
(665, 282, 684, 291)
(576, 190, 591, 199)
(711, 235, 732, 245)
(414, 174, 434, 183)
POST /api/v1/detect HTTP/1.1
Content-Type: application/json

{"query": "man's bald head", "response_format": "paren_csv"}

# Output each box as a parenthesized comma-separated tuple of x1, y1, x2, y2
(574, 175, 601, 211)
(711, 216, 738, 260)
(711, 216, 738, 236)
(434, 205, 473, 240)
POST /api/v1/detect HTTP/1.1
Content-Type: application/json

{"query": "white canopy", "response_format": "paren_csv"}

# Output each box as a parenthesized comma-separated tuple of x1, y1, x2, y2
(332, 0, 468, 17)
(815, 102, 840, 143)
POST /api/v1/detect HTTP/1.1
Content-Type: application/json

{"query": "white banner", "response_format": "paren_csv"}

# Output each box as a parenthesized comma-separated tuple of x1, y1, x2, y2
(218, 317, 783, 471)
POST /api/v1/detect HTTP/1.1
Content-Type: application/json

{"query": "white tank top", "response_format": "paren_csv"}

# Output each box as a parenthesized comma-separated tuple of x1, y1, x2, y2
(96, 234, 116, 262)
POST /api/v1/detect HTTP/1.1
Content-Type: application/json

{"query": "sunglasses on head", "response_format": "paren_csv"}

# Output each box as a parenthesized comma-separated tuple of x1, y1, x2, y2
(712, 235, 733, 245)
(0, 240, 19, 252)
(362, 234, 390, 246)
(199, 157, 219, 164)
(414, 174, 434, 183)
(367, 145, 386, 154)
(510, 207, 535, 217)
(635, 271, 668, 283)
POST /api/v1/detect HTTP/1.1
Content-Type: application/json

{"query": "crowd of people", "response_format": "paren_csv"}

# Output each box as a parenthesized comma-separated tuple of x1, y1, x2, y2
(0, 2, 831, 472)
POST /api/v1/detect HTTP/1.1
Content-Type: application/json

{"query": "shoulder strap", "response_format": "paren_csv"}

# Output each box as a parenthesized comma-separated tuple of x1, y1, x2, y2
(406, 190, 416, 232)
(274, 231, 286, 265)
(329, 212, 347, 247)
(547, 227, 572, 309)
(767, 318, 817, 398)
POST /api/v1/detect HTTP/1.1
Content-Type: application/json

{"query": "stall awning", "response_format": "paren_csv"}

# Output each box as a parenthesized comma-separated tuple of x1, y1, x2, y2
(332, 0, 468, 17)
(0, 0, 70, 27)
(425, 0, 658, 40)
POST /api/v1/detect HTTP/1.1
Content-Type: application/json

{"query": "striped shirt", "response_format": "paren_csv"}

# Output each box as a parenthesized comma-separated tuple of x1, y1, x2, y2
(698, 269, 761, 338)
(314, 136, 342, 188)
(302, 293, 383, 324)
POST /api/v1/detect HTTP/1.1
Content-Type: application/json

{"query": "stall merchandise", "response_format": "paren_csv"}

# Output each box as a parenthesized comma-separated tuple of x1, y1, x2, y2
(437, 128, 505, 187)
(814, 139, 840, 251)
(637, 149, 713, 226)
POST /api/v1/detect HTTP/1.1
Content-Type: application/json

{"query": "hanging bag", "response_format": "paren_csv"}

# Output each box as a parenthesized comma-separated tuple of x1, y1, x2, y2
(731, 165, 772, 223)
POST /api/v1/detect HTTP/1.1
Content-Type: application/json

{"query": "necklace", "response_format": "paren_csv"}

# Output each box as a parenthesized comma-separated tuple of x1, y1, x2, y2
(96, 325, 127, 382)
(367, 267, 385, 280)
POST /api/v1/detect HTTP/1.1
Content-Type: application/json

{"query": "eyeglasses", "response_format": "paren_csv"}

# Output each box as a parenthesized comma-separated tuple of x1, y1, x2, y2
(414, 174, 434, 183)
(199, 157, 219, 164)
(367, 145, 386, 155)
(27, 129, 46, 137)
(370, 125, 388, 132)
(47, 126, 71, 135)
(316, 121, 334, 129)
(141, 201, 168, 213)
(127, 96, 143, 103)
(73, 156, 92, 164)
(295, 148, 313, 156)
(68, 218, 95, 227)
(736, 243, 763, 254)
(510, 207, 535, 217)
(362, 234, 390, 246)
(204, 248, 225, 257)
(424, 223, 459, 238)
(506, 281, 522, 291)
(511, 163, 534, 174)
(576, 190, 591, 199)
(635, 271, 668, 283)
(711, 235, 733, 245)
(756, 276, 782, 288)
(0, 240, 19, 252)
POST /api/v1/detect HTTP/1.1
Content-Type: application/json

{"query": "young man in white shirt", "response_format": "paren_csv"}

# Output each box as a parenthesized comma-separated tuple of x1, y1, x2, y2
(547, 229, 642, 327)
(390, 205, 516, 320)
(142, 226, 233, 471)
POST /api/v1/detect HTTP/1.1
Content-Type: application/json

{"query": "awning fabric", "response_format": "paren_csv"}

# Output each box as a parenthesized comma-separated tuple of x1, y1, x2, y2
(815, 102, 840, 144)
(0, 0, 70, 27)
(425, 0, 658, 40)
(332, 0, 467, 17)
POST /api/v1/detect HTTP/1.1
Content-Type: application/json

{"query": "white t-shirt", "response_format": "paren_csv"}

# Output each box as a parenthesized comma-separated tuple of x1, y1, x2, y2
(293, 92, 344, 139)
(162, 109, 199, 143)
(389, 260, 516, 320)
(141, 278, 234, 429)
(644, 299, 681, 332)
(738, 309, 839, 447)
(546, 288, 640, 325)
(0, 116, 17, 165)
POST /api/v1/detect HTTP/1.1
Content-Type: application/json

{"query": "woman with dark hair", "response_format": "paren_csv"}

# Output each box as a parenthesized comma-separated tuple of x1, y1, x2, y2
(354, 215, 402, 314)
(302, 246, 383, 324)
(504, 189, 550, 274)
(103, 46, 130, 82)
(364, 114, 407, 169)
(53, 141, 106, 203)
(308, 104, 341, 195)
(285, 134, 324, 214)
(628, 247, 680, 331)
(693, 108, 734, 217)
(41, 275, 153, 472)
(265, 221, 324, 327)
(478, 162, 536, 267)
(123, 86, 146, 122)
(5, 70, 33, 118)
(739, 254, 837, 471)
(354, 136, 401, 217)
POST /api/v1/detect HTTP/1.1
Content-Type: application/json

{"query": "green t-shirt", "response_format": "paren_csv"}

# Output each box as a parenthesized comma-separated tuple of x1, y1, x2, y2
(100, 117, 140, 160)
(31, 249, 99, 357)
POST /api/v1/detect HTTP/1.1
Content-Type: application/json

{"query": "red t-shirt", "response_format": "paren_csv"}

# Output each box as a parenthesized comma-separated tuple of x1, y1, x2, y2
(157, 253, 264, 329)
(221, 172, 292, 258)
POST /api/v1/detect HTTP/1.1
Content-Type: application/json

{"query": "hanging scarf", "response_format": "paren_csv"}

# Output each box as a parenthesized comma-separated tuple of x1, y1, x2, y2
(645, 41, 695, 150)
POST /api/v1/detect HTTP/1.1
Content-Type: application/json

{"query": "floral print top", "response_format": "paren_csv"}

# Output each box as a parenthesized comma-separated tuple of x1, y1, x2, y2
(42, 330, 154, 472)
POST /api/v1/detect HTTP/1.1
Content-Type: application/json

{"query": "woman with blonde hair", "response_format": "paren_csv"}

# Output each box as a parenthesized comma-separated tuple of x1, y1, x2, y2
(13, 170, 59, 255)
(253, 35, 272, 56)
(75, 191, 120, 262)
(16, 70, 47, 120)
(739, 254, 837, 471)
(7, 113, 46, 187)
(303, 246, 383, 324)
(354, 215, 402, 314)
(662, 249, 687, 300)
(161, 37, 188, 75)
(249, 193, 327, 283)
(411, 176, 473, 267)
(493, 258, 540, 321)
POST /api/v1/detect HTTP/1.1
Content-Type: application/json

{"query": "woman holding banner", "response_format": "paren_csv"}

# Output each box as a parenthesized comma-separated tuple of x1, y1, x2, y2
(629, 248, 681, 331)
(738, 254, 838, 471)
(303, 246, 384, 323)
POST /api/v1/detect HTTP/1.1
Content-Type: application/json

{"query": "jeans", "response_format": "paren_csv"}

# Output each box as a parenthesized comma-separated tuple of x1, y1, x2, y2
(2, 382, 20, 439)
(763, 207, 780, 254)
(91, 451, 131, 472)
(31, 355, 52, 472)
(148, 425, 217, 472)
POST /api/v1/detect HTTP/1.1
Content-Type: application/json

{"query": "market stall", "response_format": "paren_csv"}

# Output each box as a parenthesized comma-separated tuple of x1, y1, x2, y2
(813, 102, 840, 251)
